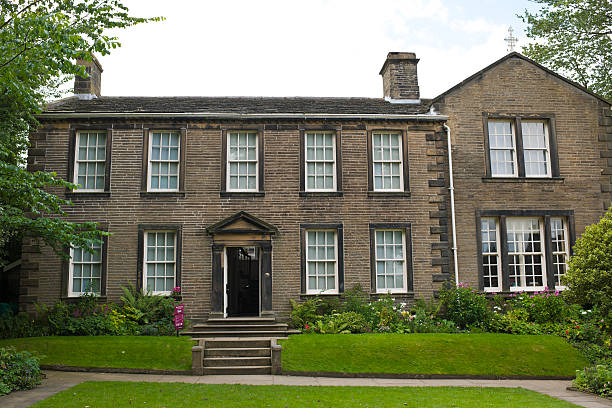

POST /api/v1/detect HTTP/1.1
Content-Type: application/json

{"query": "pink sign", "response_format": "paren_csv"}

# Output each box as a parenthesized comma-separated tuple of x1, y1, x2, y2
(174, 305, 185, 331)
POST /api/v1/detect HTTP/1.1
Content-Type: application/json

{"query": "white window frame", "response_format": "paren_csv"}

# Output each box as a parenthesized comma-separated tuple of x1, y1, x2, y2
(521, 120, 552, 178)
(372, 132, 404, 192)
(507, 217, 547, 292)
(143, 230, 177, 295)
(305, 131, 337, 192)
(226, 131, 259, 192)
(73, 130, 107, 192)
(550, 217, 569, 290)
(374, 229, 407, 294)
(488, 120, 518, 178)
(147, 131, 181, 192)
(481, 218, 502, 292)
(68, 243, 103, 297)
(305, 229, 339, 295)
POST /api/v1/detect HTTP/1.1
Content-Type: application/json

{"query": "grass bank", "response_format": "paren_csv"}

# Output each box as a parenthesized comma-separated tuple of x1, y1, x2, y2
(0, 336, 193, 371)
(279, 333, 586, 377)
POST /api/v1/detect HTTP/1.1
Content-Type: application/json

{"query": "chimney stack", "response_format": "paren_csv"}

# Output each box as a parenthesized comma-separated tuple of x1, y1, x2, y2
(379, 52, 420, 102)
(74, 55, 103, 99)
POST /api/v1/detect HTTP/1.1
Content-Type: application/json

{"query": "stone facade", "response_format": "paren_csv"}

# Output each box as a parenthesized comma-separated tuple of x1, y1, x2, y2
(21, 118, 449, 320)
(19, 52, 611, 320)
(433, 54, 612, 290)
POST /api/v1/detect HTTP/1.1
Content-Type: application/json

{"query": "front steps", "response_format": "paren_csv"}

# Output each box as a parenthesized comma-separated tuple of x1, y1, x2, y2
(188, 317, 293, 375)
(183, 317, 298, 338)
(201, 338, 273, 375)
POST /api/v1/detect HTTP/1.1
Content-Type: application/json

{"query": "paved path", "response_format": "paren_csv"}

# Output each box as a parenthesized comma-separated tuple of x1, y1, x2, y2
(2, 370, 611, 408)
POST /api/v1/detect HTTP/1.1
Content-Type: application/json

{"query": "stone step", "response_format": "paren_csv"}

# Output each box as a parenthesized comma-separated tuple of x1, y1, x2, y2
(191, 324, 288, 332)
(203, 366, 272, 375)
(205, 317, 276, 325)
(186, 330, 288, 338)
(202, 338, 272, 348)
(204, 356, 271, 367)
(206, 347, 270, 357)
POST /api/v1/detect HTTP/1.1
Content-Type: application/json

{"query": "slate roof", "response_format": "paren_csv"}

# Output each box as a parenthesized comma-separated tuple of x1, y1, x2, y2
(44, 96, 433, 115)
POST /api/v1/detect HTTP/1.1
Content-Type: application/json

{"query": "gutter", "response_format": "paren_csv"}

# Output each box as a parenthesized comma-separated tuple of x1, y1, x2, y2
(444, 124, 459, 286)
(36, 112, 448, 121)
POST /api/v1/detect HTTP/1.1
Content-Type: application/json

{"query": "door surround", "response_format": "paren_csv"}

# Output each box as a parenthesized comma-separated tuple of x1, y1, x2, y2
(206, 211, 276, 319)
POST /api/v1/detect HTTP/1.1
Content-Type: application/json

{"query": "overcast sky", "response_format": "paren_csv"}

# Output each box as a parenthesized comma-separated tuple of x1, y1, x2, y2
(97, 0, 538, 99)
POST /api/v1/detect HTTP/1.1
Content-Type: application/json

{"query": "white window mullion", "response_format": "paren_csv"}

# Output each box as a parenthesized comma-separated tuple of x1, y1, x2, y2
(305, 230, 338, 294)
(372, 132, 403, 191)
(74, 131, 106, 192)
(69, 242, 103, 296)
(550, 217, 569, 289)
(144, 231, 176, 295)
(227, 131, 258, 192)
(148, 131, 180, 192)
(481, 218, 501, 292)
(305, 132, 336, 192)
(375, 229, 406, 293)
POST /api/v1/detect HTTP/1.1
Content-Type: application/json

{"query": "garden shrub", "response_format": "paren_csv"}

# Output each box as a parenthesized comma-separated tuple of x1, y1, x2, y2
(289, 297, 322, 329)
(0, 311, 45, 339)
(563, 208, 612, 323)
(573, 364, 612, 397)
(403, 308, 458, 334)
(438, 283, 490, 329)
(488, 312, 543, 335)
(0, 347, 42, 396)
(316, 312, 368, 334)
(508, 289, 571, 324)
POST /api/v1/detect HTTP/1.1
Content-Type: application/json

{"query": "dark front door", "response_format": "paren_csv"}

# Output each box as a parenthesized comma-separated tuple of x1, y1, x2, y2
(226, 247, 260, 317)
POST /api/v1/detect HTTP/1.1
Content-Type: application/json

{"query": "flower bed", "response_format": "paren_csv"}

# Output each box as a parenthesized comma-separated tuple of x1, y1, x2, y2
(0, 285, 187, 339)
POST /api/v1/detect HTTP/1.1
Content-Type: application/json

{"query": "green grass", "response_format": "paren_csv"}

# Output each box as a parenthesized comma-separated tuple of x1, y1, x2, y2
(0, 336, 193, 371)
(32, 382, 580, 408)
(279, 333, 587, 377)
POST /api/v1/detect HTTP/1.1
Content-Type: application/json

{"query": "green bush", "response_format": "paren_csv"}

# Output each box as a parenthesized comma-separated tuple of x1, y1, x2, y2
(0, 311, 46, 339)
(563, 208, 612, 322)
(574, 364, 612, 397)
(0, 346, 42, 396)
(508, 290, 572, 324)
(488, 312, 543, 335)
(316, 312, 368, 334)
(289, 298, 322, 329)
(438, 283, 491, 329)
(403, 308, 459, 334)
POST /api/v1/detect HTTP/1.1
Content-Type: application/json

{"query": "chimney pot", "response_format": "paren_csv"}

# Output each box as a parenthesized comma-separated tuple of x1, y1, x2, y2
(74, 55, 103, 99)
(379, 52, 420, 102)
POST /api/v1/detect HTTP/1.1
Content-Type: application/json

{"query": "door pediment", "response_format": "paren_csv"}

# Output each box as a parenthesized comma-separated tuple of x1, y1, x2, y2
(206, 211, 277, 237)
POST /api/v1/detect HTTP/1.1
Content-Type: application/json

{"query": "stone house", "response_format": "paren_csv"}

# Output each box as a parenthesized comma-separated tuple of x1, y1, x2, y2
(20, 51, 612, 322)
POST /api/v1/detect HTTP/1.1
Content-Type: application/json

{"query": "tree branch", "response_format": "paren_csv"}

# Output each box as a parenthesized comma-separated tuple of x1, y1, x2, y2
(0, 0, 45, 33)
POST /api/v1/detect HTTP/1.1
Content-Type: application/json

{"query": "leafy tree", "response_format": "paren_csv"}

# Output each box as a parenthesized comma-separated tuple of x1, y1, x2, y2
(563, 208, 612, 320)
(0, 1, 162, 262)
(520, 0, 612, 100)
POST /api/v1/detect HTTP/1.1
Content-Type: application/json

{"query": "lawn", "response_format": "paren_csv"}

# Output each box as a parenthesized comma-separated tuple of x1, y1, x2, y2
(0, 336, 193, 371)
(278, 333, 587, 377)
(31, 382, 580, 408)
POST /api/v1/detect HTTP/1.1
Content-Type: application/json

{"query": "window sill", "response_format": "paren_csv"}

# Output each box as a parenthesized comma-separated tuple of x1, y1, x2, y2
(370, 292, 414, 298)
(65, 191, 111, 199)
(220, 191, 265, 198)
(482, 177, 564, 183)
(61, 296, 106, 302)
(139, 191, 186, 198)
(299, 191, 344, 198)
(300, 292, 341, 297)
(367, 191, 411, 198)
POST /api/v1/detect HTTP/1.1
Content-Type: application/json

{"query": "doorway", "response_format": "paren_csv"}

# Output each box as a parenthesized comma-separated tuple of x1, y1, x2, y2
(225, 247, 260, 317)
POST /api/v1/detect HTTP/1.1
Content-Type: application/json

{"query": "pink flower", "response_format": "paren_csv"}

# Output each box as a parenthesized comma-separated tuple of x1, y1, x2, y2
(565, 330, 569, 334)
(531, 304, 535, 307)
(554, 290, 559, 296)
(173, 286, 181, 293)
(575, 325, 580, 329)
(544, 286, 549, 291)
(305, 324, 309, 330)
(491, 292, 497, 295)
